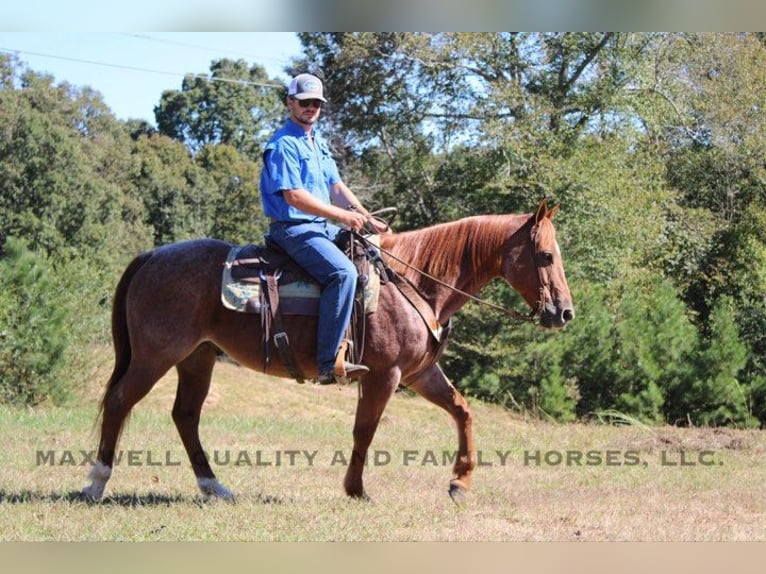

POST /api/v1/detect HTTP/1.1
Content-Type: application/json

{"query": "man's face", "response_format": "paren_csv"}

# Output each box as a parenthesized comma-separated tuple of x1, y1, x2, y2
(288, 97, 323, 127)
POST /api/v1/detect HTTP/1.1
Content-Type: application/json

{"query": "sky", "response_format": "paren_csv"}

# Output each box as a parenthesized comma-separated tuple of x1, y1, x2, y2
(0, 33, 303, 125)
(5, 1, 766, 33)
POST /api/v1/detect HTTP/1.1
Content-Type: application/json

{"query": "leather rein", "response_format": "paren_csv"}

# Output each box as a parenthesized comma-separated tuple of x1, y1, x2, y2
(353, 227, 542, 325)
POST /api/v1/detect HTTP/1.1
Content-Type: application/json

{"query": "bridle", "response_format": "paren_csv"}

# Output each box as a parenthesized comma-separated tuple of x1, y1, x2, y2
(353, 220, 550, 325)
(529, 223, 554, 323)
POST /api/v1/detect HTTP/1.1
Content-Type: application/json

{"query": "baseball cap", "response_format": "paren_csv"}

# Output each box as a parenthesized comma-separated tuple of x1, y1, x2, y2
(287, 73, 327, 102)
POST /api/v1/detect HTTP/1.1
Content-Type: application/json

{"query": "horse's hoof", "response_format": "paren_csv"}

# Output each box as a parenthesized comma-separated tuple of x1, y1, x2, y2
(197, 477, 235, 501)
(354, 493, 374, 503)
(448, 481, 468, 507)
(80, 484, 105, 502)
(360, 492, 374, 503)
(79, 488, 102, 503)
(347, 490, 374, 503)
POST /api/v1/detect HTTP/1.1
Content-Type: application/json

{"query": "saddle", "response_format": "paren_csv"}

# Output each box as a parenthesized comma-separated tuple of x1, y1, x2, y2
(221, 231, 388, 384)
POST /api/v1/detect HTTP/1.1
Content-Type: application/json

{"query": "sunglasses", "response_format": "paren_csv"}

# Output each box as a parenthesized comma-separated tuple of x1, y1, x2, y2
(294, 98, 323, 109)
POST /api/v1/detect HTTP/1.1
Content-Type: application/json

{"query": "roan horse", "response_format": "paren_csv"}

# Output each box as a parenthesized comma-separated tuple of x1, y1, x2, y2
(81, 198, 573, 503)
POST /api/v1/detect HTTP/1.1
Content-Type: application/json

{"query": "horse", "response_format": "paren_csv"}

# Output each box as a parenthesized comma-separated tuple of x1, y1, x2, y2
(81, 198, 574, 503)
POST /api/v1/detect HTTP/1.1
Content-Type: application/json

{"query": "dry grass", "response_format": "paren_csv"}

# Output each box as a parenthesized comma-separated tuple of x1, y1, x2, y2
(1, 355, 766, 541)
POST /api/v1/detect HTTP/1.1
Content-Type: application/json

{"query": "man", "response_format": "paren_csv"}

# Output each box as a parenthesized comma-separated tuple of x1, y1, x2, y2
(259, 73, 385, 385)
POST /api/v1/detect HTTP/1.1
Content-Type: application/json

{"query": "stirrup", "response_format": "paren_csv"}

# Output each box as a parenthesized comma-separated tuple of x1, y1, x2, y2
(316, 362, 369, 386)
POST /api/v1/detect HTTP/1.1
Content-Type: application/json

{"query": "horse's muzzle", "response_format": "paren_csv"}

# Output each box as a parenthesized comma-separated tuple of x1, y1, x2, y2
(539, 301, 574, 329)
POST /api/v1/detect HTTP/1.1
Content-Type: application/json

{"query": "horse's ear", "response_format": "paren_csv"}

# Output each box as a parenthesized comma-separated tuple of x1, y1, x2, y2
(547, 203, 560, 220)
(535, 198, 549, 224)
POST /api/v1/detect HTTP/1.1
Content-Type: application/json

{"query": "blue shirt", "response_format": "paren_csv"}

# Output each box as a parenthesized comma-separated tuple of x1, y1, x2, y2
(259, 118, 342, 222)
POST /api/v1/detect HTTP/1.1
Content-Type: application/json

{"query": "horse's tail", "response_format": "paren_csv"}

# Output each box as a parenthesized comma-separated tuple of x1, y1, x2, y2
(97, 250, 153, 421)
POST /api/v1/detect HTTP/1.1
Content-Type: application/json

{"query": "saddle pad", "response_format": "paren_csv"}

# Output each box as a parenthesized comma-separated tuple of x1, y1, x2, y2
(221, 243, 381, 315)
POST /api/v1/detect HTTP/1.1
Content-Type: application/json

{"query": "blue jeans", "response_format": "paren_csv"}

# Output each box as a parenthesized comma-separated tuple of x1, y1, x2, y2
(266, 220, 358, 373)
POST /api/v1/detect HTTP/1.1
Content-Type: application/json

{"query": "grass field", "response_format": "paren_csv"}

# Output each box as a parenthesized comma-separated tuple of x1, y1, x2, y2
(1, 355, 765, 541)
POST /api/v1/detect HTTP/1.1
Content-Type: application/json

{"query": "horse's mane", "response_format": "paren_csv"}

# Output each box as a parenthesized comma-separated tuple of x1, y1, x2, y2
(533, 214, 556, 251)
(381, 214, 531, 284)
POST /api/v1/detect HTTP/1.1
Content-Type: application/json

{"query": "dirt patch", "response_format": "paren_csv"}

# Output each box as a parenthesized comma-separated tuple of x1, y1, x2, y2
(606, 424, 765, 454)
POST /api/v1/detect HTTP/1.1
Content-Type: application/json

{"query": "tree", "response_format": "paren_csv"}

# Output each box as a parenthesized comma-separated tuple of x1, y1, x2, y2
(195, 143, 269, 244)
(295, 33, 647, 227)
(0, 54, 151, 258)
(670, 297, 754, 427)
(4, 36, 766, 425)
(0, 238, 68, 405)
(638, 34, 766, 423)
(155, 58, 284, 158)
(129, 133, 213, 245)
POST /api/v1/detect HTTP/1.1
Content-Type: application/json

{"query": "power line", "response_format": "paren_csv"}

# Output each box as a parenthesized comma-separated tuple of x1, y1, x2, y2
(119, 33, 280, 63)
(0, 46, 285, 90)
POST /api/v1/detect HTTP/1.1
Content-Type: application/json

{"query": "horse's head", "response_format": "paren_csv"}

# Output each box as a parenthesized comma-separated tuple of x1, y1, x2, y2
(504, 199, 574, 329)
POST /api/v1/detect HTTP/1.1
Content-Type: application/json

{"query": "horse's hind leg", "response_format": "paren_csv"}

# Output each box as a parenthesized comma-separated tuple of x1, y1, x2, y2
(82, 362, 169, 500)
(406, 364, 476, 505)
(171, 343, 233, 499)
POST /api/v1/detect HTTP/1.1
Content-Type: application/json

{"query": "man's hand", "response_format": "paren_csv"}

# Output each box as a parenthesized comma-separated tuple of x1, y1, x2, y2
(364, 217, 390, 234)
(337, 209, 369, 233)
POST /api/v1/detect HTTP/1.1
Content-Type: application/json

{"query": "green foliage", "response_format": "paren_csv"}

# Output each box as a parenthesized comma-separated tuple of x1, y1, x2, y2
(610, 276, 696, 423)
(454, 274, 754, 427)
(535, 363, 579, 423)
(0, 58, 151, 258)
(129, 134, 269, 245)
(667, 297, 754, 427)
(684, 209, 766, 423)
(3, 34, 766, 427)
(547, 136, 673, 282)
(155, 58, 283, 158)
(130, 133, 211, 245)
(196, 144, 269, 243)
(0, 238, 68, 405)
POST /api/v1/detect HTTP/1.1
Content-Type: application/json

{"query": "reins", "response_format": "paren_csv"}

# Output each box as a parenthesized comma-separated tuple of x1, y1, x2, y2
(353, 229, 539, 325)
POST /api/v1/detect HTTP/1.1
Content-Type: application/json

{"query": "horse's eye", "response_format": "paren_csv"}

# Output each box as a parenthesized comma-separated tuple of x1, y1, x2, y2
(538, 251, 554, 266)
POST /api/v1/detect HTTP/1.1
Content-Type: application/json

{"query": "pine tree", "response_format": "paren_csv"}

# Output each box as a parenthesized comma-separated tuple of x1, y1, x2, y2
(0, 237, 68, 405)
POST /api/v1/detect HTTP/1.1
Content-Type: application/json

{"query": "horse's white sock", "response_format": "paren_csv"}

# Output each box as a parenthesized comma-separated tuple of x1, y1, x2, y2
(197, 477, 235, 500)
(82, 461, 112, 500)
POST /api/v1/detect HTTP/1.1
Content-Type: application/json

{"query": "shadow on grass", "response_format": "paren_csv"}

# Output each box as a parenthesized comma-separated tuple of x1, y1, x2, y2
(0, 489, 288, 507)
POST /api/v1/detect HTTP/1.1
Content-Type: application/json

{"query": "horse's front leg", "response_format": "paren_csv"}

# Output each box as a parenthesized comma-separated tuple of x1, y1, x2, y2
(406, 363, 476, 504)
(343, 369, 400, 500)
